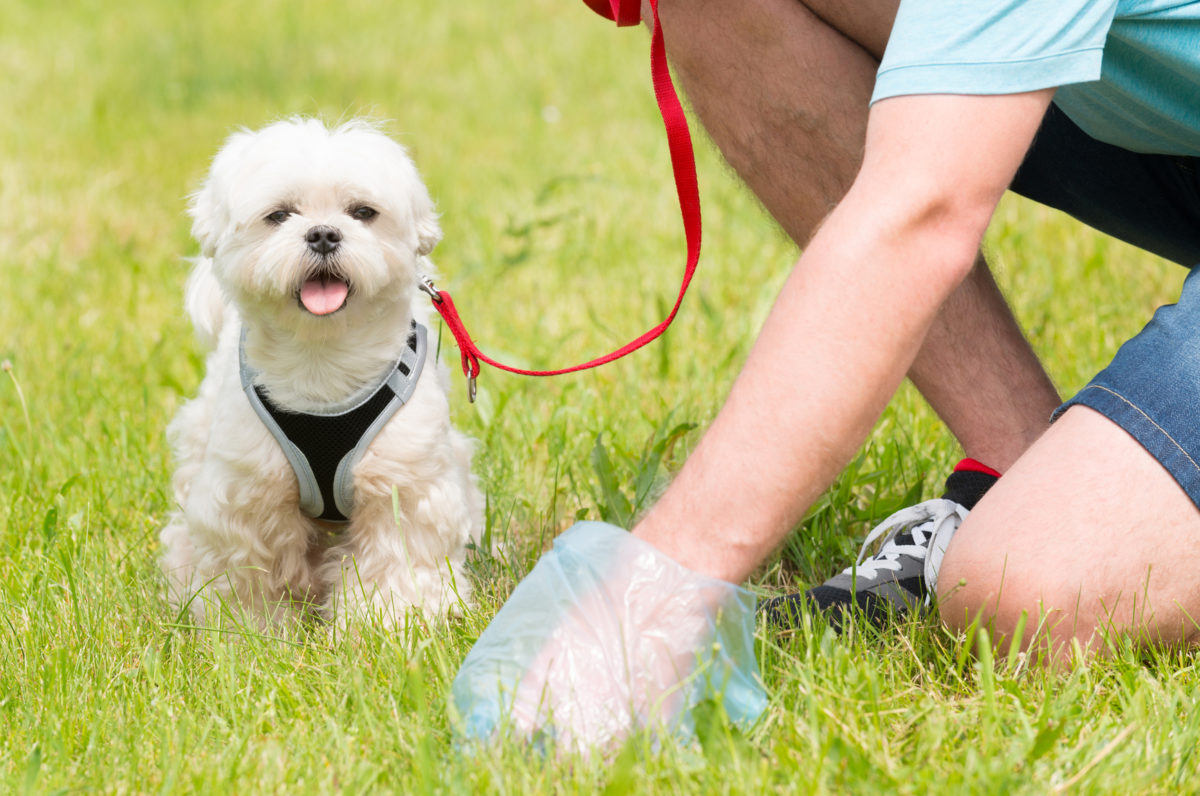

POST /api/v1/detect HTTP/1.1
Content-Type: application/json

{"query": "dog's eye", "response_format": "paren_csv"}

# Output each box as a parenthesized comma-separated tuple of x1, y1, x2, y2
(265, 209, 291, 225)
(350, 206, 378, 222)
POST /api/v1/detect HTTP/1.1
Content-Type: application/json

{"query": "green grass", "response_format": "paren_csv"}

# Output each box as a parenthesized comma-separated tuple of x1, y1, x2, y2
(1, 0, 1197, 792)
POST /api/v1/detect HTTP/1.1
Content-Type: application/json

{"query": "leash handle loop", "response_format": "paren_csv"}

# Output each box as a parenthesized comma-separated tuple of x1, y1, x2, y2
(431, 0, 699, 400)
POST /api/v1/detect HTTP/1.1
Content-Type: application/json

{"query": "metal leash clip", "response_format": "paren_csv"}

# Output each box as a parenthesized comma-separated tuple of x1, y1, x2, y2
(418, 273, 441, 302)
(419, 273, 477, 402)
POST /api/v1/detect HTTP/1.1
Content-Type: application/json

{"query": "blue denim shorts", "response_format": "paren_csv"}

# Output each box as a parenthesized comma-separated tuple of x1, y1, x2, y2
(1010, 104, 1200, 505)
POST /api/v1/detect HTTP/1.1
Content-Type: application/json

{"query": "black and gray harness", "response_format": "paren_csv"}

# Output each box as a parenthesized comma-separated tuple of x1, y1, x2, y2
(239, 322, 428, 523)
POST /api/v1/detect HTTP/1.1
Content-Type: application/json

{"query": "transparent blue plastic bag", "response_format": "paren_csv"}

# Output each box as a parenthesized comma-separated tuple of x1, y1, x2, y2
(452, 522, 766, 753)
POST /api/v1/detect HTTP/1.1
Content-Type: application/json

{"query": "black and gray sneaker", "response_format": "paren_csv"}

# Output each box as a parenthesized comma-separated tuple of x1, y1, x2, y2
(763, 461, 999, 630)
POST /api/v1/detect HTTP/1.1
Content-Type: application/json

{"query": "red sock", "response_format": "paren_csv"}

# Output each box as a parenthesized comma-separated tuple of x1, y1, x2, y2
(953, 457, 1002, 478)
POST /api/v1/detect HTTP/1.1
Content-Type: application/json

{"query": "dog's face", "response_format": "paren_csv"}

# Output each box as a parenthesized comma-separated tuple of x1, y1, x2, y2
(190, 119, 440, 334)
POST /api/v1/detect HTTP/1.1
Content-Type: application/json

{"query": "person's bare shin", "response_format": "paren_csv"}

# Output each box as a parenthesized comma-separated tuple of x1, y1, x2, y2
(911, 258, 1061, 471)
(654, 0, 1059, 473)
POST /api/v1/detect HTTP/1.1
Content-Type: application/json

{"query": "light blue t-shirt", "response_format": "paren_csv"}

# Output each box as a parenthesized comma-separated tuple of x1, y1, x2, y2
(873, 0, 1200, 156)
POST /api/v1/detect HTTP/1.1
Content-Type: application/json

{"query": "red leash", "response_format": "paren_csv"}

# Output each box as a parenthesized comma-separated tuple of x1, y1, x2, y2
(424, 0, 700, 402)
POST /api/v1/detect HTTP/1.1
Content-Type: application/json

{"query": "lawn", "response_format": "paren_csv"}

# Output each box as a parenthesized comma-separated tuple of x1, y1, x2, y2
(2, 0, 1197, 792)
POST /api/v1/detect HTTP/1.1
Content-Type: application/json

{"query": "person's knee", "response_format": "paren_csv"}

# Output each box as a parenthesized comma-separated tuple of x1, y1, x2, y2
(937, 514, 1069, 642)
(938, 514, 1104, 652)
(647, 0, 825, 44)
(937, 520, 1016, 634)
(641, 0, 686, 29)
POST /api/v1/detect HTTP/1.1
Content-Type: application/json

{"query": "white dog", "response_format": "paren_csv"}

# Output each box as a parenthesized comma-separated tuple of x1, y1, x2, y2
(160, 118, 483, 631)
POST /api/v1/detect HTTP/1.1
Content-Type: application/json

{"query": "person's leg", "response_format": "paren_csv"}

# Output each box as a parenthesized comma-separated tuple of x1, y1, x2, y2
(655, 0, 1059, 471)
(939, 406, 1200, 655)
(941, 259, 1200, 655)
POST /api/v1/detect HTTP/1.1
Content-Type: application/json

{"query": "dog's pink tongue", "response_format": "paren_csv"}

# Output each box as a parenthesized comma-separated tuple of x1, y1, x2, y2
(300, 277, 349, 315)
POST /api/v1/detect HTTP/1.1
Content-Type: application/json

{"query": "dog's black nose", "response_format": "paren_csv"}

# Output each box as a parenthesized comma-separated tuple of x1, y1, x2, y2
(306, 225, 343, 255)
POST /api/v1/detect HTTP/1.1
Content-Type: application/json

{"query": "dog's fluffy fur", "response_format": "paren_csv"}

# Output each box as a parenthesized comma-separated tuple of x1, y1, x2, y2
(160, 118, 483, 630)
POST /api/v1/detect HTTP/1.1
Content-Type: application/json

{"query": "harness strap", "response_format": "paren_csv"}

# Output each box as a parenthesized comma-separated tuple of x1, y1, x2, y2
(426, 0, 699, 400)
(240, 322, 428, 522)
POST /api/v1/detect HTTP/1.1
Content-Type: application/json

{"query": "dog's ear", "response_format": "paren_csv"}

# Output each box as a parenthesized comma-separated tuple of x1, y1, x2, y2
(188, 184, 227, 259)
(415, 212, 442, 257)
(411, 184, 442, 256)
(184, 255, 227, 347)
(189, 128, 254, 257)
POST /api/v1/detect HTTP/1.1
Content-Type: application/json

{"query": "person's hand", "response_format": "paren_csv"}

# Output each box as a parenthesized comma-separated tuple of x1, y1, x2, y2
(452, 522, 766, 755)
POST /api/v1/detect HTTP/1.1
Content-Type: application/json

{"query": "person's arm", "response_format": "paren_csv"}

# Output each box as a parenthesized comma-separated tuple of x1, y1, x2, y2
(453, 90, 1057, 751)
(633, 89, 1055, 583)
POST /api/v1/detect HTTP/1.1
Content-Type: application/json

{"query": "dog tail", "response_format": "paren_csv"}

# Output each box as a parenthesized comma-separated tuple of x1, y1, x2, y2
(184, 256, 226, 348)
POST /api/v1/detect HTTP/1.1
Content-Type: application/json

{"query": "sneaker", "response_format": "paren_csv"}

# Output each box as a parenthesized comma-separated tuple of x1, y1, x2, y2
(762, 460, 1000, 631)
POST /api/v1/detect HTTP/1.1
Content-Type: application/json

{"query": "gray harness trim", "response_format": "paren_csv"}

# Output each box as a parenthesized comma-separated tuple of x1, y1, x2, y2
(239, 322, 428, 522)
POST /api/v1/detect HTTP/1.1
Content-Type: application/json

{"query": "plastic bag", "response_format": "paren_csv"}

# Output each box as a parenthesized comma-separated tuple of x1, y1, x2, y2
(452, 521, 766, 754)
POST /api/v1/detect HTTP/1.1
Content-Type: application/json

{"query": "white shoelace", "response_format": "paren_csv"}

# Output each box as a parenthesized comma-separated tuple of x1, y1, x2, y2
(842, 499, 969, 595)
